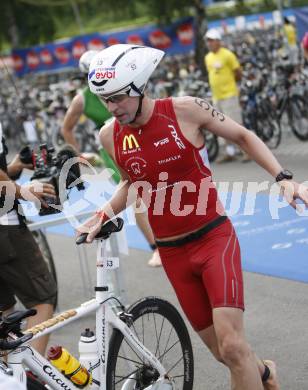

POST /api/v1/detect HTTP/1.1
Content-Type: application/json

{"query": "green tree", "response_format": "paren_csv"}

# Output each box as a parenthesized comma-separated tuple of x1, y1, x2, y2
(143, 0, 191, 25)
(0, 0, 56, 49)
(143, 0, 207, 74)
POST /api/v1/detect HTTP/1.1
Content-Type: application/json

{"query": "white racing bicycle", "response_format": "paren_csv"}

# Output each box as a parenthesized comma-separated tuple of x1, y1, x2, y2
(0, 218, 194, 390)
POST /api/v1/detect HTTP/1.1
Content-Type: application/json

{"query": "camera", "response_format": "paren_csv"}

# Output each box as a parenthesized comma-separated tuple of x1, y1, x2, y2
(20, 143, 84, 216)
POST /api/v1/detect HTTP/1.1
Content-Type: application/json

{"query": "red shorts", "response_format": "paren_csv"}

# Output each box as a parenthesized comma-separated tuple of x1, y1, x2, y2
(158, 219, 244, 331)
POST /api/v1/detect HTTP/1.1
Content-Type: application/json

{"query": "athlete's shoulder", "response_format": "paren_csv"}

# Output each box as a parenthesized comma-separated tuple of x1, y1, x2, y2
(172, 96, 206, 116)
(172, 95, 195, 110)
(173, 96, 217, 127)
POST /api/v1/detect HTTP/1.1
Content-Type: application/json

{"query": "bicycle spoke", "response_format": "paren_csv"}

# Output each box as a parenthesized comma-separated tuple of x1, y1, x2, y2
(114, 368, 139, 385)
(171, 374, 185, 379)
(160, 323, 174, 365)
(158, 339, 181, 361)
(153, 312, 164, 358)
(117, 354, 143, 366)
(165, 355, 184, 375)
(122, 337, 144, 363)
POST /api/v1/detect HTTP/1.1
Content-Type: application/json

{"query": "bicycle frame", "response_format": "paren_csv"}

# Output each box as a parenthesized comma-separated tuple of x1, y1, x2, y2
(6, 238, 167, 390)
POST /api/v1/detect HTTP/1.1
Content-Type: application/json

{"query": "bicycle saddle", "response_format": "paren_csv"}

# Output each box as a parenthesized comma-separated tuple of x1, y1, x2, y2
(76, 217, 124, 245)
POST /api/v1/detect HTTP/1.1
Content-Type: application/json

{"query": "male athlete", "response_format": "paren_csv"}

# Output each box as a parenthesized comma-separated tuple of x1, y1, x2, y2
(62, 50, 161, 266)
(77, 44, 308, 389)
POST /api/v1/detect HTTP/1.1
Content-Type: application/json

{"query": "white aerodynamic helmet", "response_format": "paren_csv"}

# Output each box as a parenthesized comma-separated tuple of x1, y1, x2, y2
(79, 50, 99, 74)
(88, 44, 165, 98)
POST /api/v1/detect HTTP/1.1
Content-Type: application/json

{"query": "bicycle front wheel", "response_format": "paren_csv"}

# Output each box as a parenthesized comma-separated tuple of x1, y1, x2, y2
(107, 297, 194, 390)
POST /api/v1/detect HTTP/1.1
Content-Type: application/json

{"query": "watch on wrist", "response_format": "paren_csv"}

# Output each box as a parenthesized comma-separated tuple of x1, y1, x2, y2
(275, 169, 293, 182)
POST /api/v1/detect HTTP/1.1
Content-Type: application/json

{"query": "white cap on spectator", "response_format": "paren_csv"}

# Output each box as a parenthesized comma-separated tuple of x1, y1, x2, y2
(204, 29, 222, 40)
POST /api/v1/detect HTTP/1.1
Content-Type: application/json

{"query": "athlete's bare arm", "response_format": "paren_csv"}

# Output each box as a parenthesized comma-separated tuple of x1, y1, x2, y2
(174, 96, 308, 209)
(174, 96, 282, 178)
(77, 122, 137, 242)
(61, 93, 84, 151)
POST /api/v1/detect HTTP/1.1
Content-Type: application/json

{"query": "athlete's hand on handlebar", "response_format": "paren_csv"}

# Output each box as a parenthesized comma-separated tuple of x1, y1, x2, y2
(18, 181, 56, 208)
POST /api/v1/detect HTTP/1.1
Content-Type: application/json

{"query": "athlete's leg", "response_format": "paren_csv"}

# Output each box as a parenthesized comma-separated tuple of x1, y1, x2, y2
(193, 220, 279, 389)
(213, 307, 262, 389)
(27, 303, 54, 355)
(198, 324, 235, 390)
(0, 226, 56, 356)
(198, 317, 280, 389)
(198, 325, 224, 363)
(159, 220, 279, 389)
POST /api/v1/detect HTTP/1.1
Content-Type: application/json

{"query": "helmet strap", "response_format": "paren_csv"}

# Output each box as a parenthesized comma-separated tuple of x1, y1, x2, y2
(129, 83, 144, 124)
(128, 94, 144, 124)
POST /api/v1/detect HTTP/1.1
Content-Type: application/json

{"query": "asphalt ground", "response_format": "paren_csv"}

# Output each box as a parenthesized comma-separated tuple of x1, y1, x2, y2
(39, 131, 308, 390)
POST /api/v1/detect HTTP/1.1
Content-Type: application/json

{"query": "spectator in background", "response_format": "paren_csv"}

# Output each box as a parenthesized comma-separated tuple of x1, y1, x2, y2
(204, 29, 250, 163)
(283, 17, 298, 65)
(0, 123, 57, 356)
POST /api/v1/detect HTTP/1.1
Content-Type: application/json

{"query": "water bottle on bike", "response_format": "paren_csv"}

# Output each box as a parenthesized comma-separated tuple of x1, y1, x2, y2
(47, 345, 92, 388)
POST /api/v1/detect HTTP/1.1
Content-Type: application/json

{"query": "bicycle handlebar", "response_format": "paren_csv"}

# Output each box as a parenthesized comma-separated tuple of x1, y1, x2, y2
(0, 309, 37, 351)
(0, 333, 33, 350)
(76, 217, 124, 245)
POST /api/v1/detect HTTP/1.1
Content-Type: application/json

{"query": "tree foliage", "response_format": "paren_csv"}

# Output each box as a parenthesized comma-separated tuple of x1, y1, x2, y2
(142, 0, 193, 24)
(0, 0, 56, 48)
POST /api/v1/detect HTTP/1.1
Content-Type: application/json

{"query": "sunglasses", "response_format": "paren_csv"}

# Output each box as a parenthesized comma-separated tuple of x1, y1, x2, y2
(100, 93, 129, 104)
